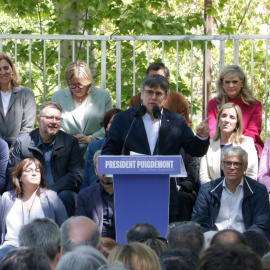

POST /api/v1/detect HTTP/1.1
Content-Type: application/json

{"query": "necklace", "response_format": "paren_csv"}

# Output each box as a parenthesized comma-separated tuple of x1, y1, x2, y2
(21, 191, 37, 224)
(74, 95, 87, 105)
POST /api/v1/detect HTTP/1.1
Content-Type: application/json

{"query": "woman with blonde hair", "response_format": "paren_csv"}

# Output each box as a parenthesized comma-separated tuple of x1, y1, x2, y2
(207, 65, 263, 155)
(0, 158, 67, 259)
(108, 242, 161, 270)
(0, 53, 36, 148)
(200, 103, 258, 184)
(52, 60, 112, 158)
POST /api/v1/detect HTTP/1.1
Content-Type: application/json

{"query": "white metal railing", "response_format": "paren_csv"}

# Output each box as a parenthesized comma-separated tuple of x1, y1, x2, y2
(0, 33, 270, 135)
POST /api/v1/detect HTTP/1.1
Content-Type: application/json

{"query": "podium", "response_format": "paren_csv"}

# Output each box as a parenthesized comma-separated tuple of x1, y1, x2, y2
(98, 155, 185, 243)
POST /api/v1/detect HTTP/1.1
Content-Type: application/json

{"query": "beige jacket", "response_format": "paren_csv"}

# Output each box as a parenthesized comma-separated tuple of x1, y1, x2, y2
(199, 136, 258, 185)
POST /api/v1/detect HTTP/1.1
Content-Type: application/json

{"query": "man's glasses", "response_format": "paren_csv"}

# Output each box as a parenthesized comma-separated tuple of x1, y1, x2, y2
(23, 168, 41, 174)
(69, 83, 86, 89)
(144, 89, 165, 98)
(222, 161, 244, 168)
(40, 116, 62, 122)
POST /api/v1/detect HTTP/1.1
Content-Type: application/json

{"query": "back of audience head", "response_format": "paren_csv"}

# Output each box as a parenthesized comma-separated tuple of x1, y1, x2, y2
(262, 260, 270, 270)
(100, 237, 120, 258)
(146, 62, 170, 81)
(108, 242, 161, 270)
(167, 222, 204, 255)
(0, 247, 51, 270)
(126, 222, 160, 243)
(103, 108, 122, 135)
(60, 216, 101, 254)
(198, 243, 262, 270)
(56, 245, 107, 270)
(141, 237, 168, 256)
(19, 217, 61, 263)
(210, 229, 247, 246)
(98, 262, 128, 270)
(159, 248, 199, 270)
(243, 230, 270, 258)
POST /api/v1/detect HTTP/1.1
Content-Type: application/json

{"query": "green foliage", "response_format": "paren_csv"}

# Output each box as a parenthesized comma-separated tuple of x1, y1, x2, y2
(0, 0, 269, 133)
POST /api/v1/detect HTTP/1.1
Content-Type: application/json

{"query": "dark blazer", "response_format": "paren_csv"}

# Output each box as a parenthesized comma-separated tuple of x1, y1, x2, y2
(191, 176, 270, 236)
(102, 106, 209, 157)
(76, 183, 104, 232)
(8, 129, 84, 193)
(101, 106, 209, 218)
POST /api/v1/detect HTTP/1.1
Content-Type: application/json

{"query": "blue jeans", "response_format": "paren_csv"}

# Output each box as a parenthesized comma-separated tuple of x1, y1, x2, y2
(0, 244, 16, 260)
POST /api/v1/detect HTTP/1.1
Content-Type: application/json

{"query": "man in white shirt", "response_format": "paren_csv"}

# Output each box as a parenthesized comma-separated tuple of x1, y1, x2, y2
(192, 146, 270, 236)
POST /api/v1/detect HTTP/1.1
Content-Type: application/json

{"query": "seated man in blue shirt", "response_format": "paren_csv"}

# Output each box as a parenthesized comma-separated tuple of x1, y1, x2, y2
(8, 101, 84, 217)
(76, 150, 115, 239)
(192, 146, 270, 236)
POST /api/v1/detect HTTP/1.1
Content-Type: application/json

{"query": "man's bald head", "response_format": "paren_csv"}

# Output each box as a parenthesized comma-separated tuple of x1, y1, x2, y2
(60, 216, 101, 254)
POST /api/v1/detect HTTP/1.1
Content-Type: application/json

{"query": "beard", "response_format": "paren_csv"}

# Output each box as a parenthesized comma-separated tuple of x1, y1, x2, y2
(100, 175, 113, 185)
(41, 122, 60, 137)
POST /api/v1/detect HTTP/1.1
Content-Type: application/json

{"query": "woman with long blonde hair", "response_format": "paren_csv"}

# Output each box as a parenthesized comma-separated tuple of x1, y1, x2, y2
(200, 103, 258, 184)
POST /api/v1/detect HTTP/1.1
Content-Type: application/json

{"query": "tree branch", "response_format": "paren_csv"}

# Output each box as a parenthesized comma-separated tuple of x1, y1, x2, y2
(237, 0, 252, 30)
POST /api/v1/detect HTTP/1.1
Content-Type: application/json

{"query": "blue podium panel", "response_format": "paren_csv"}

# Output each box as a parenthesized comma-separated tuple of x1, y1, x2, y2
(98, 155, 182, 243)
(114, 174, 169, 244)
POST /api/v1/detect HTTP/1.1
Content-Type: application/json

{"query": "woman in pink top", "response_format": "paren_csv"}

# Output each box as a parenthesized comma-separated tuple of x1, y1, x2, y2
(207, 65, 263, 156)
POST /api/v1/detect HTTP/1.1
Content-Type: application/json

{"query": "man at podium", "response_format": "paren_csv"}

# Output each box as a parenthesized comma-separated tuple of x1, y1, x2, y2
(101, 74, 210, 222)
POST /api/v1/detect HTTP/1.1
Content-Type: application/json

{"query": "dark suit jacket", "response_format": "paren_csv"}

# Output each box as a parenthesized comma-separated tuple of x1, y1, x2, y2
(76, 183, 105, 233)
(8, 129, 84, 193)
(102, 107, 209, 157)
(101, 107, 209, 217)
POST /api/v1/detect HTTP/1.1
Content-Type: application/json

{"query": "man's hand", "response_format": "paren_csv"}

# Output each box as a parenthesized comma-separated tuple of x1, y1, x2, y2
(196, 117, 211, 138)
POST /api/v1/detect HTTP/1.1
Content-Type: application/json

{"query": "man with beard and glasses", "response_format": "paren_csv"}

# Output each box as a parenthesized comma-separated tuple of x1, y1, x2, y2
(8, 101, 84, 217)
(76, 150, 115, 239)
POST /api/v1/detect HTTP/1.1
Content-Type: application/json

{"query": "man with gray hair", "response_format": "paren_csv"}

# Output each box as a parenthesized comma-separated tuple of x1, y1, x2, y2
(192, 146, 270, 236)
(76, 150, 115, 239)
(8, 101, 84, 217)
(18, 218, 62, 270)
(60, 216, 103, 254)
(167, 223, 204, 256)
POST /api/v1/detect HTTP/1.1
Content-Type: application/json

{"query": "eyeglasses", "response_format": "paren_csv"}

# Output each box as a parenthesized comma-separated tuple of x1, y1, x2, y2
(223, 80, 241, 85)
(144, 89, 165, 98)
(40, 115, 62, 122)
(23, 168, 41, 174)
(168, 221, 201, 230)
(222, 161, 244, 168)
(69, 83, 86, 89)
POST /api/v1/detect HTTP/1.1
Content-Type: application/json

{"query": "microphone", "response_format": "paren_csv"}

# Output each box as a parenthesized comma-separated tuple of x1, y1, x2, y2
(121, 105, 147, 155)
(134, 105, 147, 118)
(153, 106, 161, 155)
(153, 106, 161, 119)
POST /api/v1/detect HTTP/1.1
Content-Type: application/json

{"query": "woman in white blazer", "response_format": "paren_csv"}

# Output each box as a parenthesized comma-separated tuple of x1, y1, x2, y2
(200, 103, 258, 185)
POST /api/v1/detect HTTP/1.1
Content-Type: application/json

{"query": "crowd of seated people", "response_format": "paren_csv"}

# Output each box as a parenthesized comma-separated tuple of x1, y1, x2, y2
(1, 53, 270, 269)
(1, 218, 270, 270)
